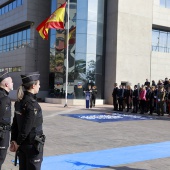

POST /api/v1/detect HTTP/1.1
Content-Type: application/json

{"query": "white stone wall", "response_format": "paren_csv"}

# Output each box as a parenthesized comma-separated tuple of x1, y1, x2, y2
(116, 0, 153, 87)
(151, 0, 170, 83)
(151, 52, 170, 83)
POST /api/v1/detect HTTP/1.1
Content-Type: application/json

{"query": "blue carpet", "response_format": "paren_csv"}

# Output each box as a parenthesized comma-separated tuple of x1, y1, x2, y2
(41, 141, 170, 170)
(61, 113, 153, 123)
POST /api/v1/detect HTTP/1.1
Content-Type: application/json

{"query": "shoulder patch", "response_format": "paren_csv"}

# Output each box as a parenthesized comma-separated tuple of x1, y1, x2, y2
(34, 109, 38, 115)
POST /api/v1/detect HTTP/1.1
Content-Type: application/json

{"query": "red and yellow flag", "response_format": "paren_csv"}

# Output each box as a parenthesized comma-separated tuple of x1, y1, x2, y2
(68, 27, 76, 44)
(36, 2, 66, 40)
(64, 26, 76, 47)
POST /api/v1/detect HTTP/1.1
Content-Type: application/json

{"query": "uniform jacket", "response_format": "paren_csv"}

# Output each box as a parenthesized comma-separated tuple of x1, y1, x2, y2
(0, 87, 11, 125)
(11, 91, 43, 145)
(0, 87, 11, 148)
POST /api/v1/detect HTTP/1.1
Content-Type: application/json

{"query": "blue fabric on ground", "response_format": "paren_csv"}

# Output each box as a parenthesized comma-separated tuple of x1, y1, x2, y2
(41, 141, 170, 170)
(62, 113, 153, 123)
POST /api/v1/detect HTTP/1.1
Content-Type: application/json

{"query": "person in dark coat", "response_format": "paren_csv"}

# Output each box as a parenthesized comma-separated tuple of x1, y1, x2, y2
(148, 86, 155, 115)
(112, 83, 118, 111)
(124, 85, 133, 112)
(90, 86, 97, 108)
(0, 70, 13, 169)
(132, 85, 139, 113)
(10, 72, 45, 170)
(117, 85, 124, 111)
(144, 79, 150, 87)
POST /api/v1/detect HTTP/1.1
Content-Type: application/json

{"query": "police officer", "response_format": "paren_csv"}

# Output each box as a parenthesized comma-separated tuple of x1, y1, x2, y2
(11, 72, 45, 170)
(0, 70, 13, 169)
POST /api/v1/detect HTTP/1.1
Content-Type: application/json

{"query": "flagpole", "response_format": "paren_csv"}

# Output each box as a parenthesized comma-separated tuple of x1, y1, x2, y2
(64, 0, 69, 107)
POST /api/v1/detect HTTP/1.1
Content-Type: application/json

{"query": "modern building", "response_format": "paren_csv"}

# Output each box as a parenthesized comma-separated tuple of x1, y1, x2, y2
(0, 0, 170, 104)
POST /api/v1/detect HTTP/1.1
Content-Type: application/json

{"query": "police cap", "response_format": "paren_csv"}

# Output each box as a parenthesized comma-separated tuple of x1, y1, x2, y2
(0, 70, 10, 83)
(21, 72, 40, 85)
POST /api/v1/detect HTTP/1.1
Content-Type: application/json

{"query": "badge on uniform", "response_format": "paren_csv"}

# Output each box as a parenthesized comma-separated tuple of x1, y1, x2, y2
(34, 109, 38, 115)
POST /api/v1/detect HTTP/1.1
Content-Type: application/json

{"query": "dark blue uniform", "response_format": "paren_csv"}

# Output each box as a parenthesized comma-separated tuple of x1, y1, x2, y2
(0, 88, 11, 169)
(11, 91, 44, 170)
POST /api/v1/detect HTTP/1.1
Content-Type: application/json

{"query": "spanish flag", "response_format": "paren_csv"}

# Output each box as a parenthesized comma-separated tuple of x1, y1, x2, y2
(68, 27, 76, 44)
(64, 26, 76, 47)
(36, 2, 66, 40)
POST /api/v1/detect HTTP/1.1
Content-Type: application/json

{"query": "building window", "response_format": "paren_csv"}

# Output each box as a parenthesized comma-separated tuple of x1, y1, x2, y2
(0, 66, 21, 72)
(152, 29, 170, 53)
(160, 0, 170, 8)
(0, 28, 30, 53)
(0, 0, 23, 16)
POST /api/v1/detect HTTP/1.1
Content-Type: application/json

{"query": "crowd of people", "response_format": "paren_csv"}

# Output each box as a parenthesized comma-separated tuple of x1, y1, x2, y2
(112, 78, 170, 116)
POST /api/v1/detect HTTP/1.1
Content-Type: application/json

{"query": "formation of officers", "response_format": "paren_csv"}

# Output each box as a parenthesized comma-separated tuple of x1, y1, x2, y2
(0, 70, 45, 170)
(112, 78, 170, 116)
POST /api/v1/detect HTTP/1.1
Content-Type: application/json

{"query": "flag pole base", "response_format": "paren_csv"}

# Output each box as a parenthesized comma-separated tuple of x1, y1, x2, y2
(64, 104, 68, 107)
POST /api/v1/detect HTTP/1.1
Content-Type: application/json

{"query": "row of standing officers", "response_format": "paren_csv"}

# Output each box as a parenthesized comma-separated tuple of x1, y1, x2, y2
(0, 70, 45, 170)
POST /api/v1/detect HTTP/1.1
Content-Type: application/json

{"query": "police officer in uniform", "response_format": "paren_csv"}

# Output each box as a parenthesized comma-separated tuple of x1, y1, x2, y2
(0, 70, 13, 169)
(11, 72, 45, 170)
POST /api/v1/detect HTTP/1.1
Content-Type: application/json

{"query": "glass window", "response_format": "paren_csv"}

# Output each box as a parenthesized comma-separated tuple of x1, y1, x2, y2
(18, 32, 22, 48)
(17, 66, 21, 71)
(0, 0, 23, 16)
(0, 38, 2, 53)
(75, 33, 87, 53)
(13, 67, 16, 71)
(1, 7, 5, 15)
(12, 1, 17, 8)
(6, 35, 10, 51)
(17, 0, 22, 6)
(152, 29, 170, 53)
(77, 0, 87, 20)
(159, 31, 167, 52)
(2, 37, 6, 52)
(9, 3, 12, 11)
(26, 29, 30, 45)
(8, 68, 12, 72)
(87, 21, 97, 35)
(152, 30, 159, 51)
(86, 34, 96, 54)
(22, 30, 26, 46)
(10, 34, 14, 51)
(5, 5, 9, 13)
(88, 0, 98, 21)
(96, 35, 103, 55)
(97, 0, 104, 23)
(166, 0, 170, 8)
(51, 0, 57, 12)
(160, 0, 166, 7)
(0, 68, 4, 72)
(0, 28, 30, 53)
(50, 30, 56, 48)
(97, 22, 103, 37)
(76, 20, 87, 34)
(14, 33, 18, 49)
